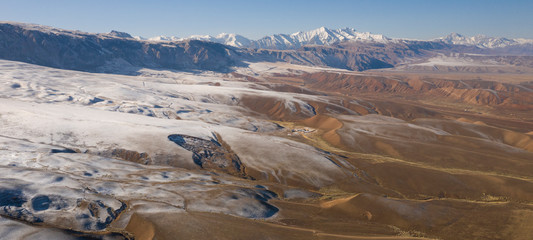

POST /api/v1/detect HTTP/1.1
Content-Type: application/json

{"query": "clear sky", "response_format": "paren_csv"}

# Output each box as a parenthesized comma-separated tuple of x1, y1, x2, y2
(1, 0, 532, 40)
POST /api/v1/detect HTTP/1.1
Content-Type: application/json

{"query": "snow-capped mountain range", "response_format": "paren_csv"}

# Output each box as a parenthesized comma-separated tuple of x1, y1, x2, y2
(144, 26, 533, 50)
(249, 27, 391, 49)
(146, 27, 391, 49)
(145, 33, 252, 47)
(438, 32, 533, 49)
(2, 21, 531, 50)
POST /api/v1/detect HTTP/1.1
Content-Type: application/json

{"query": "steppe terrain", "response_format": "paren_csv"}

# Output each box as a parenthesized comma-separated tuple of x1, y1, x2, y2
(1, 58, 532, 240)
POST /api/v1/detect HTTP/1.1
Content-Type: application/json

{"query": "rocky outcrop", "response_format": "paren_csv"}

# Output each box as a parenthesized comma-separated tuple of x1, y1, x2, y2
(168, 133, 247, 178)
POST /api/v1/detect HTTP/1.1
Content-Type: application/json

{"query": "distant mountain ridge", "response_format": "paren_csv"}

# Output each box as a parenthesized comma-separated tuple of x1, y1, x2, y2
(249, 27, 391, 50)
(147, 27, 391, 49)
(146, 33, 252, 47)
(1, 21, 533, 74)
(9, 21, 530, 50)
(0, 21, 245, 72)
(146, 26, 533, 50)
(437, 32, 533, 48)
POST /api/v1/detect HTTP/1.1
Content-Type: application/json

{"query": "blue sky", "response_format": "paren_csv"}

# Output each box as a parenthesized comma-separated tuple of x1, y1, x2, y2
(1, 0, 532, 40)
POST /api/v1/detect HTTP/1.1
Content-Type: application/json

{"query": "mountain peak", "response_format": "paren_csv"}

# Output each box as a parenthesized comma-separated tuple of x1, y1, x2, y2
(439, 33, 519, 48)
(311, 26, 334, 35)
(108, 30, 133, 39)
(254, 27, 390, 50)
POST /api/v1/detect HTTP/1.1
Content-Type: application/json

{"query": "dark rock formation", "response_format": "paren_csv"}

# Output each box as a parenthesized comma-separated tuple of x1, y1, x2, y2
(168, 133, 247, 177)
